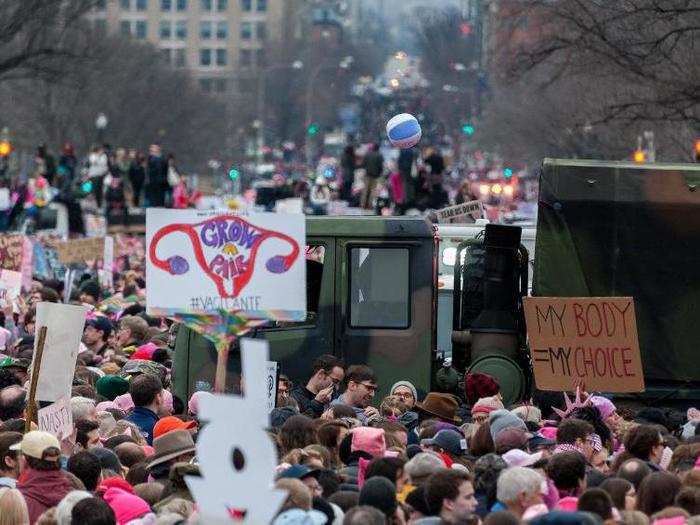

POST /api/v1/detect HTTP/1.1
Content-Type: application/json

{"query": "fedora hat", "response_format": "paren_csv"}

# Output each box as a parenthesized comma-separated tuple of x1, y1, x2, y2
(146, 429, 196, 470)
(415, 393, 461, 423)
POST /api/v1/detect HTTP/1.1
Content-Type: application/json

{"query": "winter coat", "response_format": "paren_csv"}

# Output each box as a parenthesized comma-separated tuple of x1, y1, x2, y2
(125, 406, 159, 445)
(17, 468, 72, 524)
(290, 385, 325, 419)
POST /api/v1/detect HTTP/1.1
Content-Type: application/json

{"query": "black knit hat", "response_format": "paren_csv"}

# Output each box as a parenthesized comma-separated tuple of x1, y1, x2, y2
(359, 476, 397, 518)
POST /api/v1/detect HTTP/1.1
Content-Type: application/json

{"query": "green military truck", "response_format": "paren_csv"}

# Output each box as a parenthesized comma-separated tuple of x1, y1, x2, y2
(533, 159, 700, 402)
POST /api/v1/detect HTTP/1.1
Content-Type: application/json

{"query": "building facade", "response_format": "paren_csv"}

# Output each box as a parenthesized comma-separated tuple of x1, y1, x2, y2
(90, 0, 290, 94)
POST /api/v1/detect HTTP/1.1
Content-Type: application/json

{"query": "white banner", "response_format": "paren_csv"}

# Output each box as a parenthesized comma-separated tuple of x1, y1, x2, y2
(146, 209, 306, 319)
(436, 200, 485, 224)
(0, 270, 22, 303)
(31, 302, 89, 402)
(38, 396, 73, 440)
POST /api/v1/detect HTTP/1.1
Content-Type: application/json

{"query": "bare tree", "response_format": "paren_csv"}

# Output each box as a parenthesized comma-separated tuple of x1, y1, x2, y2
(0, 0, 98, 82)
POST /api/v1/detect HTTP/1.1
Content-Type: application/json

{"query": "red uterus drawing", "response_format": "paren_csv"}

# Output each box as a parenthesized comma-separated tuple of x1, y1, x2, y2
(149, 214, 300, 298)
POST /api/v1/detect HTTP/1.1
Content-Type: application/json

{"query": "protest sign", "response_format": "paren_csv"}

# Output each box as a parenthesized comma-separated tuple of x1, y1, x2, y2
(266, 361, 278, 413)
(0, 270, 22, 303)
(186, 339, 286, 524)
(146, 209, 306, 320)
(275, 198, 304, 215)
(99, 236, 114, 288)
(0, 234, 24, 271)
(0, 188, 10, 211)
(436, 200, 485, 224)
(30, 302, 89, 402)
(56, 237, 105, 265)
(38, 396, 73, 440)
(523, 297, 644, 392)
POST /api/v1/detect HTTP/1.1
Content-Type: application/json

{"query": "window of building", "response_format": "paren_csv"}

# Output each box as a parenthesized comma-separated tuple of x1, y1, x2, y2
(214, 78, 227, 92)
(255, 48, 266, 67)
(160, 48, 172, 64)
(199, 78, 213, 92)
(200, 21, 212, 39)
(215, 48, 227, 66)
(135, 20, 148, 38)
(174, 49, 187, 67)
(159, 21, 172, 39)
(120, 0, 131, 9)
(240, 22, 252, 40)
(349, 247, 410, 328)
(175, 20, 187, 39)
(120, 20, 132, 36)
(256, 21, 266, 40)
(200, 0, 212, 10)
(241, 0, 252, 12)
(136, 0, 148, 11)
(161, 0, 172, 10)
(240, 49, 252, 67)
(177, 0, 187, 10)
(256, 0, 266, 12)
(200, 48, 212, 66)
(216, 21, 228, 39)
(94, 19, 108, 34)
(217, 0, 228, 11)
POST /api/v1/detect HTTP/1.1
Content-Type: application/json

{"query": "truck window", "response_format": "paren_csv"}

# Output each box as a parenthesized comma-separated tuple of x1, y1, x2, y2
(349, 247, 409, 328)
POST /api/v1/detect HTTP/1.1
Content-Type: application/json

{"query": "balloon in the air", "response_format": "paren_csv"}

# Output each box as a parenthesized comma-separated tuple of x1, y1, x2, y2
(386, 113, 422, 149)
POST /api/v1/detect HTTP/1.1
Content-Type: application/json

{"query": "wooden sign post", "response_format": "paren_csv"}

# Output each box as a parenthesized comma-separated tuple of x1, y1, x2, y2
(523, 297, 645, 392)
(25, 326, 48, 433)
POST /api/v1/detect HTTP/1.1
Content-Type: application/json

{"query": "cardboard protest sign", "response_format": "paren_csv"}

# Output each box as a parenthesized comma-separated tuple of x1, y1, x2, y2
(186, 339, 286, 524)
(0, 270, 22, 303)
(30, 302, 89, 402)
(523, 297, 644, 392)
(266, 361, 278, 413)
(38, 396, 73, 440)
(436, 200, 485, 224)
(146, 209, 306, 319)
(0, 234, 24, 271)
(56, 237, 105, 265)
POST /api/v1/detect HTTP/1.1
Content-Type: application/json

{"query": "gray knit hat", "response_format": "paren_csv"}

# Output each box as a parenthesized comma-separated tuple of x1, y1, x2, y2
(489, 409, 528, 441)
(404, 452, 445, 484)
(390, 380, 418, 401)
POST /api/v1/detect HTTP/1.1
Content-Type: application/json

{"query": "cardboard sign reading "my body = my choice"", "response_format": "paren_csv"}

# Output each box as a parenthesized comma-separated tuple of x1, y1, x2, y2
(523, 297, 644, 392)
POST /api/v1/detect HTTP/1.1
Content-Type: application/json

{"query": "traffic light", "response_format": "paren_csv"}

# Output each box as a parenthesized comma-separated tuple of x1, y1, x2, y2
(228, 167, 241, 181)
(503, 168, 513, 179)
(633, 149, 646, 163)
(0, 140, 11, 157)
(307, 123, 320, 136)
(461, 124, 475, 136)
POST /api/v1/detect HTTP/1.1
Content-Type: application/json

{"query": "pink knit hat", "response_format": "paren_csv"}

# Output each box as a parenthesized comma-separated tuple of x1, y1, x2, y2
(590, 396, 617, 420)
(131, 343, 157, 361)
(472, 395, 504, 415)
(114, 393, 135, 412)
(540, 426, 558, 441)
(96, 401, 118, 412)
(103, 487, 151, 525)
(188, 391, 215, 416)
(556, 496, 578, 512)
(351, 427, 386, 458)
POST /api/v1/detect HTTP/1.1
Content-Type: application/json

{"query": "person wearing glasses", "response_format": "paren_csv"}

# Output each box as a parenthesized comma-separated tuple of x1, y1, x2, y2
(331, 365, 379, 424)
(291, 355, 346, 418)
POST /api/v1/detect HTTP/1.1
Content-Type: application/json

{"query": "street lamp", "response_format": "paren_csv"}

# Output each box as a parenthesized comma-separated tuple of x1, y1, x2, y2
(95, 113, 108, 144)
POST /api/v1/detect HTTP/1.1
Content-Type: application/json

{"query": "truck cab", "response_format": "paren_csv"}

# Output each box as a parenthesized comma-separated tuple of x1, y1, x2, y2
(173, 216, 438, 401)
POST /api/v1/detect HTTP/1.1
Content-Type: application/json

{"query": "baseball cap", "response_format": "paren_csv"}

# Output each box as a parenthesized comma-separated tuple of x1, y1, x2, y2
(529, 433, 556, 450)
(424, 429, 467, 457)
(277, 464, 320, 481)
(502, 448, 544, 467)
(153, 416, 197, 439)
(10, 431, 61, 461)
(86, 317, 113, 337)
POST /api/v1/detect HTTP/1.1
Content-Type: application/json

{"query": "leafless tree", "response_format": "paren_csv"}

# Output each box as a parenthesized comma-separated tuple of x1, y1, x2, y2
(0, 0, 98, 82)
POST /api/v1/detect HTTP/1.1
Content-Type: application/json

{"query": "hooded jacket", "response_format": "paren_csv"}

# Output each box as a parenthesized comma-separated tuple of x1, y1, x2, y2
(17, 468, 72, 524)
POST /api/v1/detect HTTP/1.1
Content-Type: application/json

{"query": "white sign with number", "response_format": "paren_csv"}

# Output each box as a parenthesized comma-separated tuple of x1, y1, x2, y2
(266, 361, 278, 413)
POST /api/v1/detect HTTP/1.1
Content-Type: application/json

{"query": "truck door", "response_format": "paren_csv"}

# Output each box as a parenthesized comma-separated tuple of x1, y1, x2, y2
(261, 239, 336, 380)
(335, 239, 434, 395)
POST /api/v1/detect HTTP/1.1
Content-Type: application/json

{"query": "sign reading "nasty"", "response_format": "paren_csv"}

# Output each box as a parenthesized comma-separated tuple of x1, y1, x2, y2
(523, 297, 644, 392)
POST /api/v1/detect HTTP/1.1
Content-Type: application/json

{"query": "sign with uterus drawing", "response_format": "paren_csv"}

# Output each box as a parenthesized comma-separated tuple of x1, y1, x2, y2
(146, 209, 306, 320)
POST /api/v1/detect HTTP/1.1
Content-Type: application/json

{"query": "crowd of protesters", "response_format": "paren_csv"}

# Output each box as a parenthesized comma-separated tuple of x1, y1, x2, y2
(0, 272, 698, 524)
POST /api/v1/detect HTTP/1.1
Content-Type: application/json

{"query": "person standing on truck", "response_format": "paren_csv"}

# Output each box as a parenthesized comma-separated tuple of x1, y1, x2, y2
(362, 144, 384, 210)
(291, 355, 345, 418)
(331, 365, 379, 424)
